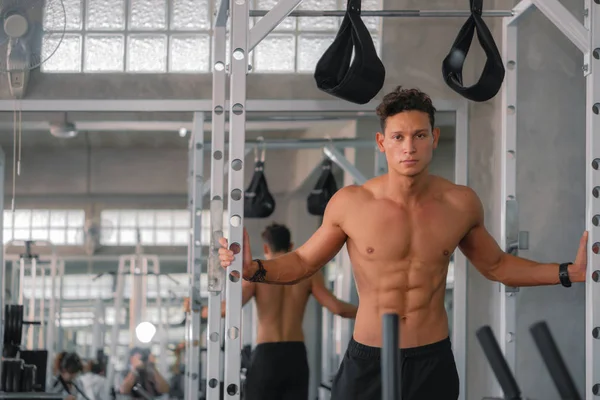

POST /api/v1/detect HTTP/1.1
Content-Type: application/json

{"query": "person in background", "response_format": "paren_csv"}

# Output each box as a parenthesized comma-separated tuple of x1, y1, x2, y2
(167, 343, 186, 400)
(195, 222, 357, 400)
(48, 352, 88, 400)
(114, 347, 170, 400)
(79, 360, 110, 400)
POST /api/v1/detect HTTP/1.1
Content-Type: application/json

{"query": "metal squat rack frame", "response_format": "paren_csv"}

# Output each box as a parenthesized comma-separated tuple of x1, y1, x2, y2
(499, 1, 599, 399)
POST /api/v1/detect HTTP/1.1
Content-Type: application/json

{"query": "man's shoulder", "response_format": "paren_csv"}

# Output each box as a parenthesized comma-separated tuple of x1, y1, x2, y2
(329, 184, 371, 206)
(435, 179, 481, 212)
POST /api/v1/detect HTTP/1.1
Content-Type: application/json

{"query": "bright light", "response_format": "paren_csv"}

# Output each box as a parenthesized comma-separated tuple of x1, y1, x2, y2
(135, 322, 156, 344)
(178, 127, 188, 137)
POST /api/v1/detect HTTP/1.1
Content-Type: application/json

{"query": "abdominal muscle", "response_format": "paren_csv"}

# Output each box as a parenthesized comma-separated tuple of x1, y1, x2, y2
(351, 257, 451, 349)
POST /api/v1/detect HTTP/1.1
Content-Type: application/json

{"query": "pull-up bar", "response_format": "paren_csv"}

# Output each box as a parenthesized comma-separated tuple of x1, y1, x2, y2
(250, 9, 514, 18)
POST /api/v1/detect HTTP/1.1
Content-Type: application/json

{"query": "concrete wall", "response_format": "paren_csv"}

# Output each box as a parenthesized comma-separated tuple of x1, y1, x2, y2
(513, 2, 586, 399)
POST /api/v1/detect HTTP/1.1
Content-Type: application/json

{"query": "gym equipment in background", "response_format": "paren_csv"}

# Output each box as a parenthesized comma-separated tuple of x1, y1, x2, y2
(442, 0, 505, 102)
(307, 159, 339, 216)
(477, 321, 582, 400)
(314, 0, 385, 104)
(244, 139, 276, 219)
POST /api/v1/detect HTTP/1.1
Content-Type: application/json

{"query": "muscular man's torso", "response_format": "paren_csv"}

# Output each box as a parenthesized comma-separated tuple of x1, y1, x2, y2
(253, 278, 313, 344)
(343, 175, 475, 349)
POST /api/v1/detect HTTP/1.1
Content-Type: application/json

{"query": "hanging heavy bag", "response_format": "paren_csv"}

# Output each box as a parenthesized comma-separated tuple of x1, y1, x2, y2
(314, 0, 385, 105)
(442, 0, 505, 102)
(244, 161, 276, 219)
(307, 159, 338, 216)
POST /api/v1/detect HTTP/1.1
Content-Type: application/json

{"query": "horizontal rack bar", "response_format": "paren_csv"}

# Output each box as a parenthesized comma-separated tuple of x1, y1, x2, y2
(249, 9, 514, 17)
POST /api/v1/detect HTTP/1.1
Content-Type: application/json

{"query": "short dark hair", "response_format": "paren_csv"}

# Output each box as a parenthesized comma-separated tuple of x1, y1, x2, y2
(54, 352, 83, 374)
(375, 86, 436, 131)
(261, 223, 292, 253)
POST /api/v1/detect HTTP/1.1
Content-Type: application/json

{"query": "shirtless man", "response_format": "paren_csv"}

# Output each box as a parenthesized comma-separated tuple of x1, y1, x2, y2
(218, 86, 588, 400)
(193, 223, 357, 400)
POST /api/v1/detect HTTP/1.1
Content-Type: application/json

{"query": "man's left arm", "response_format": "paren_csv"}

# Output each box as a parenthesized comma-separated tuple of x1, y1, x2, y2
(457, 188, 587, 286)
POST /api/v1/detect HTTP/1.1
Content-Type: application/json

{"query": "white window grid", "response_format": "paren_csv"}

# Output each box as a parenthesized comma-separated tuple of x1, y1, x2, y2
(3, 209, 85, 246)
(41, 0, 382, 74)
(21, 272, 196, 303)
(100, 208, 228, 246)
(100, 209, 190, 246)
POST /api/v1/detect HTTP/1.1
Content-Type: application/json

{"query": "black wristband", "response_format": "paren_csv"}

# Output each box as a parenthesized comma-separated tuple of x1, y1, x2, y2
(559, 262, 572, 288)
(247, 259, 267, 282)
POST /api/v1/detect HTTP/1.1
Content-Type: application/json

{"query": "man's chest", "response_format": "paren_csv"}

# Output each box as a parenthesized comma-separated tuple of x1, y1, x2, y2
(343, 199, 473, 260)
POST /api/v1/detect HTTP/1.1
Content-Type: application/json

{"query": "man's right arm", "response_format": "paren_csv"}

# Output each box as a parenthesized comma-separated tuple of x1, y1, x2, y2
(250, 188, 352, 285)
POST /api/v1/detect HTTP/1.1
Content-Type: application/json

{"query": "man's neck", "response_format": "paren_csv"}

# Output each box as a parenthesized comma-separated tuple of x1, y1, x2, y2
(384, 168, 431, 204)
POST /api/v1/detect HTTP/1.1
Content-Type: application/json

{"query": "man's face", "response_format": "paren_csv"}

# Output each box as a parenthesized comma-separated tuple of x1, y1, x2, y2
(375, 110, 439, 177)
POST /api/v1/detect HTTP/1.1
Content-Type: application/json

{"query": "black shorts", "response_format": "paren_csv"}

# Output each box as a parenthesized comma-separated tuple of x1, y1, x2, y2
(331, 337, 459, 400)
(244, 341, 309, 400)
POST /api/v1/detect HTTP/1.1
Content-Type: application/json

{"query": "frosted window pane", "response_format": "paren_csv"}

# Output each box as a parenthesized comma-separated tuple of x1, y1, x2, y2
(172, 0, 211, 30)
(85, 34, 124, 72)
(140, 229, 154, 244)
(256, 0, 295, 31)
(173, 211, 189, 228)
(119, 211, 136, 227)
(155, 229, 171, 245)
(298, 0, 338, 31)
(129, 0, 167, 30)
(67, 210, 85, 227)
(50, 211, 67, 227)
(137, 211, 154, 228)
(170, 35, 210, 72)
(155, 211, 172, 227)
(31, 210, 49, 228)
(31, 229, 48, 241)
(101, 211, 119, 227)
(45, 0, 82, 30)
(297, 34, 335, 72)
(14, 211, 30, 229)
(13, 228, 28, 240)
(3, 211, 11, 228)
(372, 34, 381, 55)
(127, 35, 167, 72)
(101, 229, 118, 245)
(86, 0, 126, 30)
(4, 229, 11, 243)
(361, 0, 381, 31)
(254, 35, 295, 72)
(173, 229, 188, 245)
(41, 34, 82, 73)
(49, 229, 65, 244)
(66, 229, 80, 244)
(119, 229, 136, 245)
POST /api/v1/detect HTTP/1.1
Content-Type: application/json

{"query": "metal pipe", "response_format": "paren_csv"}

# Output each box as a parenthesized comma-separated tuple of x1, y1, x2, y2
(382, 313, 400, 400)
(529, 321, 582, 400)
(249, 9, 514, 17)
(475, 326, 522, 400)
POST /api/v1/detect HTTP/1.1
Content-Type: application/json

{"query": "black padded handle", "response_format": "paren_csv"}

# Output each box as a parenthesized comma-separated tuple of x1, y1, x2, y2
(476, 326, 522, 400)
(529, 321, 582, 400)
(381, 313, 400, 400)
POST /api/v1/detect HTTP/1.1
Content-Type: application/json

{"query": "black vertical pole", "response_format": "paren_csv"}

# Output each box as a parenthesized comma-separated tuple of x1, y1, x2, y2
(382, 313, 400, 400)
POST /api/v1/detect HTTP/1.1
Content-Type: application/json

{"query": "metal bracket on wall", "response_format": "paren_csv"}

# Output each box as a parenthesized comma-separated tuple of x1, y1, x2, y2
(503, 199, 529, 293)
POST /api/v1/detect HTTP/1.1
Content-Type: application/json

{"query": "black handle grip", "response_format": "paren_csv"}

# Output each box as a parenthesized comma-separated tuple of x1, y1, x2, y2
(381, 313, 400, 400)
(476, 325, 521, 400)
(529, 321, 581, 400)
